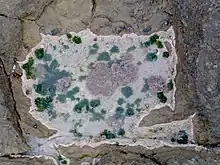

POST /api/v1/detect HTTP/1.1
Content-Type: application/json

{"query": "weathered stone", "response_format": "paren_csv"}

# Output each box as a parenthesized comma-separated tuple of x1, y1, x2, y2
(0, 0, 54, 19)
(0, 156, 55, 165)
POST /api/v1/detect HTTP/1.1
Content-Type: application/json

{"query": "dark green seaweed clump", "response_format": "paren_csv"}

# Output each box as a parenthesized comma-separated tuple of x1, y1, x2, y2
(156, 40, 163, 48)
(145, 52, 158, 61)
(66, 87, 80, 100)
(73, 99, 89, 113)
(35, 48, 44, 59)
(34, 83, 47, 95)
(97, 52, 110, 61)
(90, 99, 101, 108)
(117, 98, 124, 105)
(144, 41, 151, 47)
(157, 92, 167, 103)
(167, 80, 174, 91)
(101, 129, 116, 139)
(72, 36, 82, 44)
(110, 45, 120, 53)
(125, 107, 135, 116)
(60, 160, 67, 164)
(134, 98, 142, 106)
(163, 51, 170, 58)
(66, 33, 72, 39)
(114, 107, 124, 119)
(22, 57, 35, 79)
(117, 128, 125, 136)
(121, 86, 133, 98)
(149, 34, 159, 44)
(35, 96, 53, 112)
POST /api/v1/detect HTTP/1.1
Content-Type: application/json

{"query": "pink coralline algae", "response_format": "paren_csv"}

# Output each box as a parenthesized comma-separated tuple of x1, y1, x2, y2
(55, 77, 72, 92)
(86, 53, 138, 96)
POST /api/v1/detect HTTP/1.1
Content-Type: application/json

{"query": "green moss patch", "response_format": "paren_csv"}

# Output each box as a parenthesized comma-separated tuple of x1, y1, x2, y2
(22, 57, 35, 79)
(72, 36, 82, 44)
(97, 52, 110, 61)
(121, 86, 133, 98)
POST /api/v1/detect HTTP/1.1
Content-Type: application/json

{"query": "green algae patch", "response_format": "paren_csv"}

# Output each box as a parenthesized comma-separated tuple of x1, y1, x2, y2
(125, 107, 135, 116)
(101, 129, 116, 139)
(117, 98, 125, 105)
(114, 107, 124, 119)
(43, 53, 52, 61)
(97, 52, 110, 61)
(66, 33, 72, 39)
(145, 52, 158, 61)
(90, 99, 101, 108)
(167, 80, 174, 91)
(72, 36, 82, 44)
(35, 96, 53, 112)
(89, 43, 99, 54)
(121, 86, 133, 98)
(22, 57, 35, 79)
(156, 40, 164, 48)
(35, 48, 44, 59)
(157, 92, 167, 103)
(73, 99, 89, 113)
(110, 45, 120, 53)
(127, 45, 136, 52)
(117, 128, 125, 136)
(149, 34, 159, 44)
(163, 51, 170, 58)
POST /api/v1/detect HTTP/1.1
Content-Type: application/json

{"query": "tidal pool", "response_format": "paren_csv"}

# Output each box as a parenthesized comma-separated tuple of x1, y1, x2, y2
(19, 27, 177, 148)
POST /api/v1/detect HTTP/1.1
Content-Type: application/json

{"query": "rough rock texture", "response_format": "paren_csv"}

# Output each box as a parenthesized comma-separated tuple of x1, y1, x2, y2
(0, 156, 54, 165)
(58, 144, 220, 165)
(0, 0, 54, 20)
(0, 0, 220, 163)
